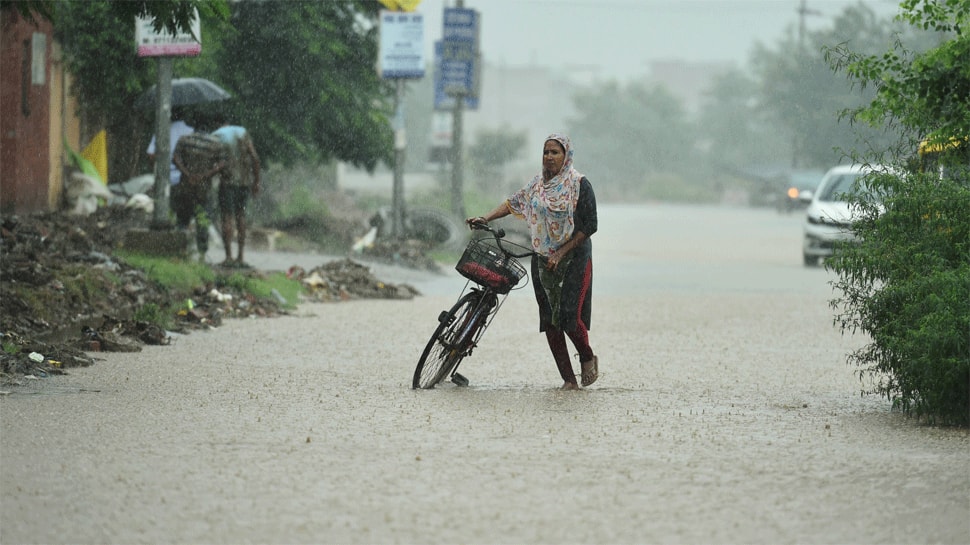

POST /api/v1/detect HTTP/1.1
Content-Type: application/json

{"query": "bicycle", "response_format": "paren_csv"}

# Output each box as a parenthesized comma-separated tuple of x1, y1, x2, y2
(412, 222, 537, 389)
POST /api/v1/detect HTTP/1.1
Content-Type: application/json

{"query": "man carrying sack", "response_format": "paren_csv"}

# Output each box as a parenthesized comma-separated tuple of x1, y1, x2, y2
(172, 126, 227, 262)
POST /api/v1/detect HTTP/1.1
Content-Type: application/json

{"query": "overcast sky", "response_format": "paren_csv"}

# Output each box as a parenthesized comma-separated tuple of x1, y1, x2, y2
(416, 0, 900, 80)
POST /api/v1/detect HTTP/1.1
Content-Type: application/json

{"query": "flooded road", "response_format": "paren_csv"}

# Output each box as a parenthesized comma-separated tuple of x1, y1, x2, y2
(2, 204, 967, 544)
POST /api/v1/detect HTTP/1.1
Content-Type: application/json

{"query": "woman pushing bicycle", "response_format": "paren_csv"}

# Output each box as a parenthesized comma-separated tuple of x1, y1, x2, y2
(467, 133, 599, 390)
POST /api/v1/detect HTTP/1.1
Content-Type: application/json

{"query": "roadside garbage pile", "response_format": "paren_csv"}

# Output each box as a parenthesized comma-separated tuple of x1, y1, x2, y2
(351, 206, 460, 272)
(287, 259, 420, 302)
(1, 204, 432, 384)
(0, 208, 293, 382)
(358, 238, 442, 273)
(2, 208, 161, 378)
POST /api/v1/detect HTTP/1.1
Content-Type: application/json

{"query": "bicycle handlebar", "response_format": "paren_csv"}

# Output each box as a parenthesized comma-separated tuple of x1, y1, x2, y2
(468, 220, 538, 260)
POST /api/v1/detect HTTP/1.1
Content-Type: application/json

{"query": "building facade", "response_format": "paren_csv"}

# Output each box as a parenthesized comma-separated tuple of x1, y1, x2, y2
(1, 7, 80, 214)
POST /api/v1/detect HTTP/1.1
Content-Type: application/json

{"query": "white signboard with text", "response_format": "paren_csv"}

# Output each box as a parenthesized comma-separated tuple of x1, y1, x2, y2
(136, 11, 201, 57)
(379, 11, 425, 79)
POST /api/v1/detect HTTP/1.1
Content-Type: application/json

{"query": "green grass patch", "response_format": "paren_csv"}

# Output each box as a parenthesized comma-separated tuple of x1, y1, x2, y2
(61, 264, 117, 303)
(2, 341, 18, 355)
(119, 252, 216, 293)
(277, 186, 331, 220)
(216, 272, 302, 310)
(118, 252, 303, 310)
(133, 302, 175, 330)
(407, 185, 496, 217)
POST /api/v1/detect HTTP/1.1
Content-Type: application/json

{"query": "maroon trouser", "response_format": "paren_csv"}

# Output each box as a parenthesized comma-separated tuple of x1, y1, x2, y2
(545, 259, 594, 383)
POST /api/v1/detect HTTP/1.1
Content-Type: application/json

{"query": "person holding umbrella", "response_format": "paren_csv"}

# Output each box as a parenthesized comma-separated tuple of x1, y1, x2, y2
(141, 78, 234, 260)
(146, 106, 194, 211)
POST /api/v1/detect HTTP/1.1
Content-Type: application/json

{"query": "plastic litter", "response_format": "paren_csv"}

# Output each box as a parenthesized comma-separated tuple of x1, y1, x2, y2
(270, 288, 287, 305)
(302, 272, 328, 289)
(351, 226, 378, 253)
(208, 289, 233, 303)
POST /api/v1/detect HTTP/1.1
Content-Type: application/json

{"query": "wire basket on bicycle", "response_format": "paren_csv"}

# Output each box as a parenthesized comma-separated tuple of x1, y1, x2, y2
(455, 238, 527, 294)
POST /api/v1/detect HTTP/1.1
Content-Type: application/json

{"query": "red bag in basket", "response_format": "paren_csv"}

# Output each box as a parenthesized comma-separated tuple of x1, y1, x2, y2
(458, 261, 507, 288)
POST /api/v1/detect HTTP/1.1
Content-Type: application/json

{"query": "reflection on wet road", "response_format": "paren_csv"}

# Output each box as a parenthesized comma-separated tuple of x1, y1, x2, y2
(2, 204, 966, 544)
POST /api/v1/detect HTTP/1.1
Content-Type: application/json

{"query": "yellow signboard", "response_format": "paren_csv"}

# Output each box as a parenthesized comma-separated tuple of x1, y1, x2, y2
(377, 0, 422, 12)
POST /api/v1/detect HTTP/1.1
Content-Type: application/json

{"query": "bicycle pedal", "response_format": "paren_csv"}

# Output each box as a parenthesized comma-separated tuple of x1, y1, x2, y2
(451, 373, 469, 387)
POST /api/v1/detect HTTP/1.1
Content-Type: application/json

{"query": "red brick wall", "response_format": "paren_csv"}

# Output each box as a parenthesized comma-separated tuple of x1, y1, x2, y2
(1, 8, 53, 214)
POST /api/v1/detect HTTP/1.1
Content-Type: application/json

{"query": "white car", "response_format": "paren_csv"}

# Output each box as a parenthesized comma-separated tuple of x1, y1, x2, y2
(801, 164, 884, 267)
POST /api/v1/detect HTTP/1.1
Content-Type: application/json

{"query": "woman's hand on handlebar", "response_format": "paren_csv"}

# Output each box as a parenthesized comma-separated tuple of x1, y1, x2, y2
(466, 216, 488, 230)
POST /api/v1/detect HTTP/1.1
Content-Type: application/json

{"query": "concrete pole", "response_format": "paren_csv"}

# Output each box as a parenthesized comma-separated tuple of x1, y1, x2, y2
(449, 0, 466, 220)
(151, 57, 173, 228)
(451, 92, 465, 219)
(391, 78, 406, 237)
(794, 0, 821, 168)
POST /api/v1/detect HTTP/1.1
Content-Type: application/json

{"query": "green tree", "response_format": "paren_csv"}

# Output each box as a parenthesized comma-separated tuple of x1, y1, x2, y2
(750, 4, 907, 168)
(825, 1, 970, 425)
(50, 1, 228, 181)
(52, 0, 392, 182)
(568, 81, 697, 200)
(467, 126, 526, 193)
(1, 0, 54, 23)
(211, 0, 393, 171)
(695, 68, 790, 169)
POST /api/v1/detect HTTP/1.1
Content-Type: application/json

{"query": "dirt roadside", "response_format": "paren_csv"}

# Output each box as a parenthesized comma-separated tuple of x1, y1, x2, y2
(0, 206, 434, 384)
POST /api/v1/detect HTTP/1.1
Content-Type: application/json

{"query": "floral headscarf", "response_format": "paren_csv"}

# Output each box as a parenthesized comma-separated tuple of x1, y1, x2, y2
(507, 133, 584, 256)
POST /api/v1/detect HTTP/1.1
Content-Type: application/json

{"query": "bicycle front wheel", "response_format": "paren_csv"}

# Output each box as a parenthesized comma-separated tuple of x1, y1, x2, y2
(413, 292, 482, 389)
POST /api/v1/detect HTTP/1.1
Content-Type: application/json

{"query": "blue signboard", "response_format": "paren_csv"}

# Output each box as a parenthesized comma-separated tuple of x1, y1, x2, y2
(443, 7, 478, 43)
(434, 41, 479, 110)
(439, 7, 479, 100)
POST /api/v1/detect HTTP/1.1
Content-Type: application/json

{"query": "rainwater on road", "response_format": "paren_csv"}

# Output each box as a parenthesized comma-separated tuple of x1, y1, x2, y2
(2, 204, 967, 544)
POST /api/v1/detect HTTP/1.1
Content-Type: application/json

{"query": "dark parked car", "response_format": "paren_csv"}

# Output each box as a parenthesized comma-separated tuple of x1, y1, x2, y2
(777, 170, 824, 213)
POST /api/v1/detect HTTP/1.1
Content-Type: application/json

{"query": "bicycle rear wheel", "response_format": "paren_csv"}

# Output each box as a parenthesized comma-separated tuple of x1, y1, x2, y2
(413, 291, 482, 389)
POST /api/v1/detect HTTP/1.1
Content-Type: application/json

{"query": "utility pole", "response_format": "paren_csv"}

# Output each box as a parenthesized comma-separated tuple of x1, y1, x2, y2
(797, 0, 822, 52)
(449, 0, 466, 220)
(151, 57, 173, 229)
(793, 0, 821, 168)
(391, 78, 406, 237)
(377, 4, 424, 237)
(450, 91, 465, 219)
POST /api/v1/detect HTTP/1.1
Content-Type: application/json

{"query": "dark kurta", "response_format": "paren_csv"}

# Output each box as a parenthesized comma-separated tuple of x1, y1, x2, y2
(531, 177, 598, 333)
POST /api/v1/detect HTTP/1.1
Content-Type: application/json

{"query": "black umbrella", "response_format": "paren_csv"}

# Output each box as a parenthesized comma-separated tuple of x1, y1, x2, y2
(135, 77, 232, 109)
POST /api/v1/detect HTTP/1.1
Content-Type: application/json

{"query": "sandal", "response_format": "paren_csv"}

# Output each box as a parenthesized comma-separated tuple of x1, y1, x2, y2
(581, 355, 598, 387)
